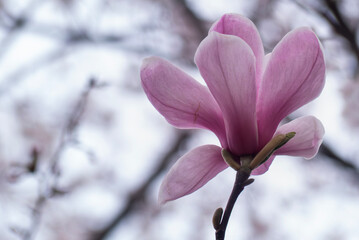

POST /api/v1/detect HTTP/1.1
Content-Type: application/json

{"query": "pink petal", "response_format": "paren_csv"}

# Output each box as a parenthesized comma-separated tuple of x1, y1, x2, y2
(251, 155, 275, 175)
(274, 116, 325, 158)
(194, 32, 258, 156)
(158, 145, 227, 204)
(141, 57, 227, 146)
(251, 116, 324, 175)
(210, 13, 265, 88)
(256, 28, 325, 147)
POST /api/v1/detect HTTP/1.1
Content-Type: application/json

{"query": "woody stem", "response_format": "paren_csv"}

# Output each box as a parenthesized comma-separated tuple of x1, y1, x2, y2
(215, 167, 251, 240)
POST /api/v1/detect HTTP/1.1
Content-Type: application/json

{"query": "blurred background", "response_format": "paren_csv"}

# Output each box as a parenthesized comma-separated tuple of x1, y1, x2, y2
(0, 0, 359, 239)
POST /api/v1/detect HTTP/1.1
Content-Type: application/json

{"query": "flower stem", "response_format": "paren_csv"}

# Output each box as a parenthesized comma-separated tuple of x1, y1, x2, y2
(215, 167, 252, 240)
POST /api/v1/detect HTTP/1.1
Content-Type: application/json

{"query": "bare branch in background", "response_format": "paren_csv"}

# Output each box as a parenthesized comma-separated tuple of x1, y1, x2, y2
(0, 47, 68, 97)
(319, 143, 359, 176)
(284, 115, 359, 181)
(0, 0, 206, 98)
(0, 0, 41, 58)
(296, 0, 359, 75)
(320, 0, 359, 69)
(161, 0, 207, 64)
(22, 78, 101, 240)
(172, 0, 208, 37)
(249, 0, 275, 24)
(0, 0, 358, 239)
(90, 130, 193, 240)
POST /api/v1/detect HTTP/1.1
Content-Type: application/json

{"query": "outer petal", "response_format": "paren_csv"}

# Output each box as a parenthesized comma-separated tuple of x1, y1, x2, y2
(256, 28, 325, 147)
(159, 145, 227, 204)
(274, 116, 325, 158)
(210, 13, 265, 88)
(195, 32, 258, 155)
(251, 116, 324, 175)
(141, 57, 227, 146)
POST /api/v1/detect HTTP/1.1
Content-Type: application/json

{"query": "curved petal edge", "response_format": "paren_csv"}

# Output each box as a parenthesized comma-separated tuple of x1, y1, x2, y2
(256, 28, 326, 147)
(158, 145, 227, 204)
(274, 116, 325, 159)
(141, 57, 227, 146)
(210, 13, 264, 86)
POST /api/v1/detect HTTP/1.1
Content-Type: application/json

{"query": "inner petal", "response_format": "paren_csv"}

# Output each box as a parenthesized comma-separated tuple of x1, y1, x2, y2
(195, 32, 258, 155)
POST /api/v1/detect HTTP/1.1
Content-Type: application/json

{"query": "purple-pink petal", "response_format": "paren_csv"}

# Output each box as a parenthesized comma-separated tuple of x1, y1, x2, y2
(251, 116, 324, 175)
(194, 32, 258, 156)
(274, 116, 325, 158)
(256, 28, 325, 148)
(141, 14, 327, 203)
(210, 13, 265, 88)
(158, 145, 227, 204)
(141, 57, 227, 147)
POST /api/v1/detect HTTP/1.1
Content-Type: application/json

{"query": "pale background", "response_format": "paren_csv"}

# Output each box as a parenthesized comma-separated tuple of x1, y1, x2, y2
(0, 0, 359, 239)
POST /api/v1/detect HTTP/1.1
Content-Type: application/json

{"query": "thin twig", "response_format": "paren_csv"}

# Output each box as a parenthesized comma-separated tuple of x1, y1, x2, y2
(22, 78, 99, 240)
(0, 0, 42, 59)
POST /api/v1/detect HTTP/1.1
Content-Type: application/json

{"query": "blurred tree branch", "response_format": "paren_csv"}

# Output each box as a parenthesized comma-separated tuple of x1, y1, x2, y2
(295, 0, 359, 75)
(319, 143, 359, 176)
(0, 0, 41, 58)
(160, 0, 207, 64)
(90, 130, 192, 240)
(22, 78, 100, 240)
(172, 0, 208, 38)
(318, 0, 359, 70)
(285, 116, 359, 180)
(0, 0, 357, 239)
(0, 47, 68, 97)
(0, 0, 210, 98)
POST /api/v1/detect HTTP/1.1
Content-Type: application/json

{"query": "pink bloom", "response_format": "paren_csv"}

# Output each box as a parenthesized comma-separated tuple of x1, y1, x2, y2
(141, 14, 325, 204)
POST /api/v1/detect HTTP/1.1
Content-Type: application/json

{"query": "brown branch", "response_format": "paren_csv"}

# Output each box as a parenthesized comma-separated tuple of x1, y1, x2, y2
(318, 142, 359, 175)
(173, 0, 208, 39)
(315, 0, 359, 73)
(214, 168, 252, 240)
(160, 0, 207, 65)
(90, 130, 192, 240)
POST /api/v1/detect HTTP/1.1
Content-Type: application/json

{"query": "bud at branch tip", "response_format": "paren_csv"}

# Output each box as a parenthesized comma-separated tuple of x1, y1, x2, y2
(212, 207, 223, 230)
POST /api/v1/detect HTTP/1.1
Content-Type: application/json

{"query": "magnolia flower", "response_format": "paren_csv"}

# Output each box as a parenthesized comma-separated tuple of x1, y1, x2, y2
(141, 14, 325, 204)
